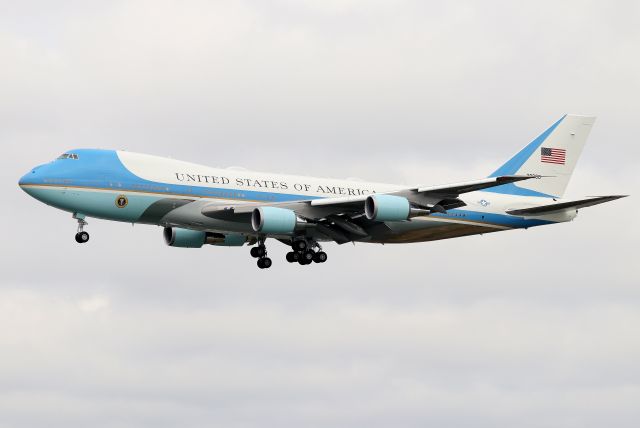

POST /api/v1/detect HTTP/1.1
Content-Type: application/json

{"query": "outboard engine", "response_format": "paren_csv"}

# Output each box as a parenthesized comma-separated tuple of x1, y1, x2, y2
(365, 195, 410, 221)
(365, 195, 433, 221)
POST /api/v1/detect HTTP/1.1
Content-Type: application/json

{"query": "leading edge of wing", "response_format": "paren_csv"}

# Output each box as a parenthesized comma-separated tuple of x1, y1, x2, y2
(412, 175, 538, 195)
(310, 175, 539, 208)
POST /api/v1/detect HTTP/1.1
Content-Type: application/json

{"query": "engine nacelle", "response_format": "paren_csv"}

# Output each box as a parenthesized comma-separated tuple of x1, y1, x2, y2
(365, 195, 411, 221)
(251, 206, 301, 234)
(163, 227, 206, 248)
(206, 233, 250, 246)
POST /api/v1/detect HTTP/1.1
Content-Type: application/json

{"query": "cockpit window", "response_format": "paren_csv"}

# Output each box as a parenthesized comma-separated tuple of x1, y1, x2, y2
(57, 153, 79, 160)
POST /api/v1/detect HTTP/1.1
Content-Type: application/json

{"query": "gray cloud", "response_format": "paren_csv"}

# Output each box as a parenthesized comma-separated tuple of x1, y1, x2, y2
(1, 1, 639, 427)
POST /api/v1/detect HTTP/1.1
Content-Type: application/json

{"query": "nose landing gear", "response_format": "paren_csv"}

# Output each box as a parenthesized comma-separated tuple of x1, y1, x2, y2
(73, 213, 89, 244)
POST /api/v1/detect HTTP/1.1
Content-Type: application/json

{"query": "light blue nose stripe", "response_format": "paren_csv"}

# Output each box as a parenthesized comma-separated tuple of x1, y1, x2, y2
(23, 186, 161, 222)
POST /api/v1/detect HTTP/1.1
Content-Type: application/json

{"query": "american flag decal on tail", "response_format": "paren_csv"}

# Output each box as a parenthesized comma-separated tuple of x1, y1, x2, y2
(541, 147, 566, 165)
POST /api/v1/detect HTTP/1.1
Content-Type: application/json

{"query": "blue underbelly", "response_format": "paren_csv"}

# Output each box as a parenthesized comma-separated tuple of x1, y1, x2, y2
(24, 186, 162, 223)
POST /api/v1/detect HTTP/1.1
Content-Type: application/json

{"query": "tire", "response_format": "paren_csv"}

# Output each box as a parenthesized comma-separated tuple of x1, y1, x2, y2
(262, 257, 272, 268)
(313, 251, 327, 263)
(292, 240, 307, 251)
(257, 258, 265, 269)
(251, 246, 266, 258)
(302, 250, 314, 262)
(78, 232, 89, 243)
(286, 252, 297, 263)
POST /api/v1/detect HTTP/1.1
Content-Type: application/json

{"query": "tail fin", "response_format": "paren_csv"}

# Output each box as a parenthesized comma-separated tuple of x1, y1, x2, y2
(488, 114, 596, 198)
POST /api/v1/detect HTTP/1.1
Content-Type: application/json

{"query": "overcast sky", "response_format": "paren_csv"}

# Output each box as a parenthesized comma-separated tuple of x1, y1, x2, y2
(1, 1, 639, 427)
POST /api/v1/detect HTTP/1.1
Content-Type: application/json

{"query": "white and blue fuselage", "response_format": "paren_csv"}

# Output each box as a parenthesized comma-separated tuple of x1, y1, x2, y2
(18, 149, 568, 244)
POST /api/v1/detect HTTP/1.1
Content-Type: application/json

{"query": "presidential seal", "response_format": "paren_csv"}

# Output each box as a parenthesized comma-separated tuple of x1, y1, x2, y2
(115, 195, 128, 208)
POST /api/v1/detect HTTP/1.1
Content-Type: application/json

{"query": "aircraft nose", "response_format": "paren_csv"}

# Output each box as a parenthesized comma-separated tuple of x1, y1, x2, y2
(18, 168, 37, 187)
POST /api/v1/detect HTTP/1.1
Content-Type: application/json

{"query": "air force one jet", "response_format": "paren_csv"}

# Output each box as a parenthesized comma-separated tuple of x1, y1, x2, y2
(19, 114, 626, 269)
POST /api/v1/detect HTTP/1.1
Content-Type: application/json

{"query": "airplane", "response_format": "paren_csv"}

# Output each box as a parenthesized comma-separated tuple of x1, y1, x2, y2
(18, 114, 626, 269)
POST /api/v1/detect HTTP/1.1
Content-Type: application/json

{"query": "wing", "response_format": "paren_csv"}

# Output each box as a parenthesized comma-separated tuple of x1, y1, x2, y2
(202, 175, 537, 218)
(200, 175, 539, 243)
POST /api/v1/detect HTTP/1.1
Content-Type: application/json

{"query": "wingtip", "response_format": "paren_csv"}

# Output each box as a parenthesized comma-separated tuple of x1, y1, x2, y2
(585, 195, 629, 200)
(606, 195, 628, 199)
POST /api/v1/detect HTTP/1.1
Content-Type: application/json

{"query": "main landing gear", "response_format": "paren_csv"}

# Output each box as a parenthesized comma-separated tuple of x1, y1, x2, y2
(74, 214, 90, 244)
(286, 239, 327, 266)
(250, 238, 272, 269)
(249, 238, 328, 268)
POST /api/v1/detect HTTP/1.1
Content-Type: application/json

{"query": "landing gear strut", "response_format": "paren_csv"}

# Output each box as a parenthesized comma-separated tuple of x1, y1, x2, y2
(250, 238, 272, 269)
(287, 239, 327, 266)
(74, 214, 89, 244)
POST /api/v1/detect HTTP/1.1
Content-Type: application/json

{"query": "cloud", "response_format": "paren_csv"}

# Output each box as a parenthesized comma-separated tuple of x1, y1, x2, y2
(1, 290, 639, 427)
(78, 295, 110, 312)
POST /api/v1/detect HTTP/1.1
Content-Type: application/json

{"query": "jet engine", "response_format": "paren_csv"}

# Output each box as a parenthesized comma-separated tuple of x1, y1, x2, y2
(365, 195, 432, 221)
(163, 227, 207, 248)
(251, 207, 304, 234)
(365, 195, 410, 221)
(164, 227, 251, 248)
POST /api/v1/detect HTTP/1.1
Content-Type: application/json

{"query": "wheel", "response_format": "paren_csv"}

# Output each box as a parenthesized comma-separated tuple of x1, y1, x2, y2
(286, 252, 298, 263)
(292, 240, 307, 251)
(250, 246, 266, 258)
(313, 251, 327, 263)
(76, 231, 89, 243)
(298, 251, 314, 265)
(302, 250, 314, 262)
(257, 257, 272, 269)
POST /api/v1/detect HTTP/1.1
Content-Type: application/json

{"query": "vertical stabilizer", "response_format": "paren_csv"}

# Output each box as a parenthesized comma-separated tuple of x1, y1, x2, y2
(488, 114, 596, 198)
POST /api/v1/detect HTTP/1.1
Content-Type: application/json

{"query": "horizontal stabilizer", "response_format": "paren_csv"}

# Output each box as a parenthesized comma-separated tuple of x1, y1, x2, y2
(506, 195, 627, 216)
